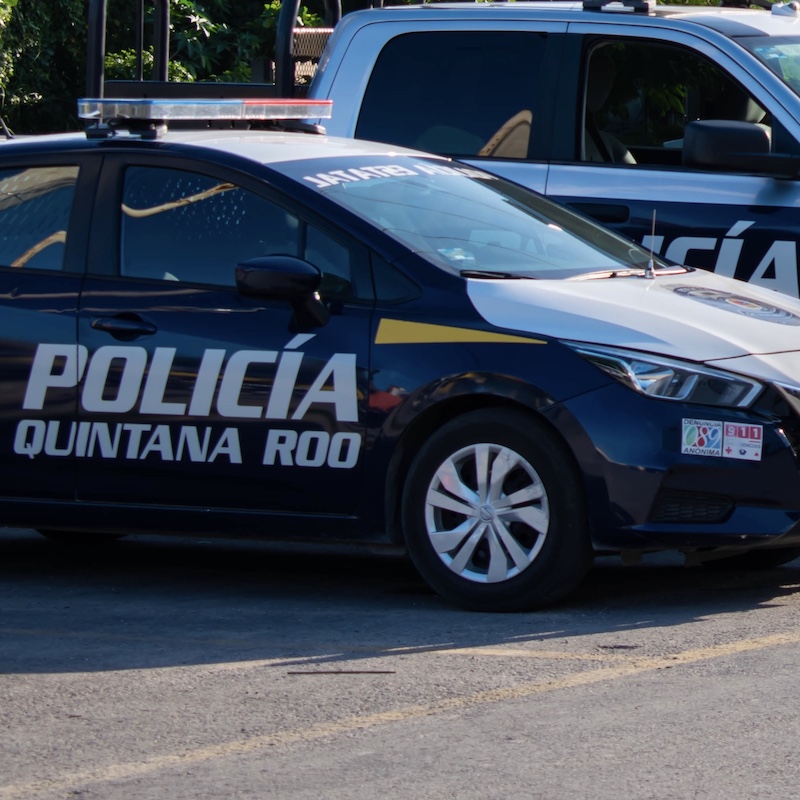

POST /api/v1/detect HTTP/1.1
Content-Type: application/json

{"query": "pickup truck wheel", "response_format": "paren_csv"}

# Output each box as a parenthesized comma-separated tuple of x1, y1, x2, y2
(702, 546, 800, 570)
(402, 409, 592, 612)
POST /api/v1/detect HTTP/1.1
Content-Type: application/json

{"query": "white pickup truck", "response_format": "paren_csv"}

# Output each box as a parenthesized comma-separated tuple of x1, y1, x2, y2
(294, 0, 800, 297)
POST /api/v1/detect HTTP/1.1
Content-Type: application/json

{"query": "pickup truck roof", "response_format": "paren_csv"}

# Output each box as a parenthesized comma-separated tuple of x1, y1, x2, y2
(317, 2, 796, 45)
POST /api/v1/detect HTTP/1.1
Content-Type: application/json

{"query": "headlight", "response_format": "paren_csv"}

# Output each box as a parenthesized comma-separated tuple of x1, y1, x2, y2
(566, 343, 763, 408)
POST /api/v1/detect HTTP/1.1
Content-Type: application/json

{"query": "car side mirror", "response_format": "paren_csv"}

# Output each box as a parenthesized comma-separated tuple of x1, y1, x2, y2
(682, 119, 800, 179)
(236, 255, 330, 328)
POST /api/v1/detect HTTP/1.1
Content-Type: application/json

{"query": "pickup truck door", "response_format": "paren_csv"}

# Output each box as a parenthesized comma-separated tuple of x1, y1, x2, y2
(545, 27, 800, 298)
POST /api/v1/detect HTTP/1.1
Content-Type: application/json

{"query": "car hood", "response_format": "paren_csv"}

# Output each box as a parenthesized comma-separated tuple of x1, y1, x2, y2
(467, 268, 800, 381)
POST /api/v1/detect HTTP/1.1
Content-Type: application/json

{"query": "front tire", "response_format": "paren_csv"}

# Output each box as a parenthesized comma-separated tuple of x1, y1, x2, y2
(402, 409, 592, 612)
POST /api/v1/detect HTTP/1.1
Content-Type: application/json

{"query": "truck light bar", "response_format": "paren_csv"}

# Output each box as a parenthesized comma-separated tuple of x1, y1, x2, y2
(78, 97, 333, 122)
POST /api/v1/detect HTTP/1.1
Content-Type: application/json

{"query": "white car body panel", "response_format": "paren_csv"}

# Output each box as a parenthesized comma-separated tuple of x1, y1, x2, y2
(467, 268, 800, 373)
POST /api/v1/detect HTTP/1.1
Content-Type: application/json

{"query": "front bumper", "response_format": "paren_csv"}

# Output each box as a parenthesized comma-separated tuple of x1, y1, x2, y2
(554, 382, 800, 552)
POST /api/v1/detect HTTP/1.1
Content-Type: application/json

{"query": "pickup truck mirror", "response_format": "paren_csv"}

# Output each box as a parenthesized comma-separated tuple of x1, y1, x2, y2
(682, 119, 800, 179)
(236, 255, 330, 328)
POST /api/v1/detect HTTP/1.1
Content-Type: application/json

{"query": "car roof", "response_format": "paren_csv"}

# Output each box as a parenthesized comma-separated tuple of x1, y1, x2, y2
(0, 129, 442, 166)
(164, 130, 440, 163)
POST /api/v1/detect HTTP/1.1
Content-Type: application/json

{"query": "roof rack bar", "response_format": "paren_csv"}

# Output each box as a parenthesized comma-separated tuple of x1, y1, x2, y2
(135, 1, 144, 81)
(86, 0, 169, 98)
(88, 0, 341, 101)
(275, 0, 343, 97)
(152, 0, 169, 83)
(86, 0, 107, 98)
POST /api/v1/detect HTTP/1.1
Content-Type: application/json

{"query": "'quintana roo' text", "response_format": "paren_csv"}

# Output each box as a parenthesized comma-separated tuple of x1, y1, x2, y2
(13, 342, 363, 469)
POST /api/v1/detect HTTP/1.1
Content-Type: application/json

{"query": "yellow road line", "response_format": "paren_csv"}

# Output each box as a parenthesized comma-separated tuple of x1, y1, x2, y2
(436, 647, 636, 662)
(3, 630, 800, 798)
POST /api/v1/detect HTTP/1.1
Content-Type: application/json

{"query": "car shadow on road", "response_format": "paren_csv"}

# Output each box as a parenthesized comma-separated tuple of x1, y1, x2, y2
(1, 528, 798, 674)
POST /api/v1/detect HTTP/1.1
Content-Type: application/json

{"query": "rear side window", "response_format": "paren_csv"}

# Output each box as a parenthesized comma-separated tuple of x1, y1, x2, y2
(356, 31, 544, 158)
(0, 165, 78, 270)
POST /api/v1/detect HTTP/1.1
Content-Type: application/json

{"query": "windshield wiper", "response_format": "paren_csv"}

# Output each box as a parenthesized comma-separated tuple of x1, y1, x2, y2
(567, 265, 688, 281)
(566, 268, 647, 281)
(460, 269, 533, 279)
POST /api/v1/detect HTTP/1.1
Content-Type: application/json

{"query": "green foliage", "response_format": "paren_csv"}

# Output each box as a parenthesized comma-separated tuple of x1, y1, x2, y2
(169, 0, 325, 83)
(0, 0, 18, 96)
(104, 49, 195, 83)
(170, 0, 229, 79)
(0, 0, 85, 133)
(0, 0, 330, 133)
(103, 1, 324, 86)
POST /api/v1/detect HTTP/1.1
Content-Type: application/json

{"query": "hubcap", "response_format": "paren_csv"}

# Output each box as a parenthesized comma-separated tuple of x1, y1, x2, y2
(479, 504, 495, 522)
(424, 442, 550, 584)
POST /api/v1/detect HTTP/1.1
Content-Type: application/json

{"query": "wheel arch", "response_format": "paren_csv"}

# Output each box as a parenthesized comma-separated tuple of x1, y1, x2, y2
(383, 389, 587, 548)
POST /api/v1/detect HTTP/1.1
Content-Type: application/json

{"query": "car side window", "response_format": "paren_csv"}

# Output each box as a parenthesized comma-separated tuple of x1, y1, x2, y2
(120, 166, 300, 285)
(356, 31, 543, 158)
(120, 166, 369, 302)
(580, 41, 772, 169)
(0, 165, 78, 271)
(304, 225, 360, 301)
(371, 254, 421, 304)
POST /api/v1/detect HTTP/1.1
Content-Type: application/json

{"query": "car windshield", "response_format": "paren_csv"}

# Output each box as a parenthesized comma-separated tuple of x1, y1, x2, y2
(277, 156, 667, 279)
(740, 36, 800, 95)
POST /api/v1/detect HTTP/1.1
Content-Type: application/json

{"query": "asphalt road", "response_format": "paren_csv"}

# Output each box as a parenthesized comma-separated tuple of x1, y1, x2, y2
(2, 528, 800, 799)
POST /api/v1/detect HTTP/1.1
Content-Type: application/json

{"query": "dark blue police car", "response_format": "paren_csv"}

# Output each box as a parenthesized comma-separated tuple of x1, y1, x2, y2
(3, 96, 800, 611)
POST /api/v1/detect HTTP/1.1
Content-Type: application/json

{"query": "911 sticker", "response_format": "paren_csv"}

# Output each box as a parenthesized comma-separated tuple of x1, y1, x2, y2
(722, 423, 763, 462)
(682, 419, 762, 461)
(13, 341, 363, 469)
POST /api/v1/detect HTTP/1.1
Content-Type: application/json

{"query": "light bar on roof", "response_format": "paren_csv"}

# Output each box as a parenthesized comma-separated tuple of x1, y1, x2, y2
(77, 97, 333, 121)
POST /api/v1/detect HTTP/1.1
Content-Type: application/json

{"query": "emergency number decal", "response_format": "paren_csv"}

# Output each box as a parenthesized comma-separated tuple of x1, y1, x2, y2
(681, 418, 762, 461)
(13, 341, 363, 469)
(681, 419, 722, 457)
(721, 423, 763, 462)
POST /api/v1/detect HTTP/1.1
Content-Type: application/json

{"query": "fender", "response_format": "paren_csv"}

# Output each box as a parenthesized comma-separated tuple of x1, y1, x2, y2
(358, 366, 600, 544)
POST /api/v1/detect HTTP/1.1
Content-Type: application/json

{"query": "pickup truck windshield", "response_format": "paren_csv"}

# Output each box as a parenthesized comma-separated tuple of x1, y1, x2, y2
(741, 37, 800, 95)
(282, 156, 667, 279)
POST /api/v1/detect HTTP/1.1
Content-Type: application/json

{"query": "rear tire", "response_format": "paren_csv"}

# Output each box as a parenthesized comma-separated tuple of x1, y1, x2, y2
(402, 409, 592, 612)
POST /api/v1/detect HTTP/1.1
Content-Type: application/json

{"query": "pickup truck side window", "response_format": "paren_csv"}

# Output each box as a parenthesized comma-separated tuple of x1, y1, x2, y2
(356, 31, 544, 158)
(0, 165, 78, 271)
(581, 41, 771, 169)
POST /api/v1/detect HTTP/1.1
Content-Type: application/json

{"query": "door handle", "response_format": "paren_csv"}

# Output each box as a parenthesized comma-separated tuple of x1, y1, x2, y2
(91, 314, 158, 340)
